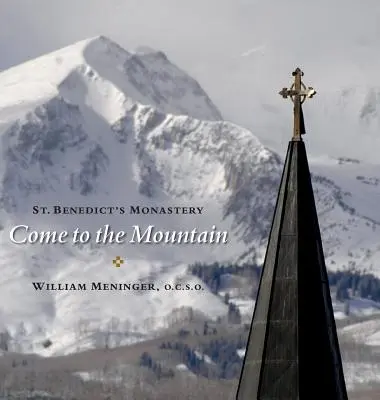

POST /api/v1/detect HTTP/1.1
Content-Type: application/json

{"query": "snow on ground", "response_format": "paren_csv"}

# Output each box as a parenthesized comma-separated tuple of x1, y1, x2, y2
(175, 364, 197, 378)
(310, 159, 380, 277)
(333, 297, 380, 320)
(176, 364, 189, 371)
(230, 298, 255, 324)
(340, 319, 380, 346)
(235, 350, 380, 389)
(343, 362, 380, 390)
(0, 37, 260, 356)
(236, 348, 245, 359)
(229, 294, 380, 325)
(312, 159, 380, 229)
(0, 242, 229, 356)
(0, 36, 380, 357)
(194, 350, 214, 365)
(236, 329, 380, 390)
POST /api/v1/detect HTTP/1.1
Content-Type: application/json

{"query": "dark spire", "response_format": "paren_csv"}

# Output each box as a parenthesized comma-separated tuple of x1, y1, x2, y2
(236, 69, 348, 399)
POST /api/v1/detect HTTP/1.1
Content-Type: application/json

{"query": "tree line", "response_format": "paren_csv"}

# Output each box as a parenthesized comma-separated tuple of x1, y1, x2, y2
(188, 262, 380, 303)
(156, 336, 245, 379)
(330, 269, 380, 302)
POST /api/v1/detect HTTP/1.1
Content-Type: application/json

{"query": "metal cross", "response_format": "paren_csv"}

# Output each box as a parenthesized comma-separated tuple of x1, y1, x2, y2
(279, 67, 316, 140)
(112, 256, 124, 268)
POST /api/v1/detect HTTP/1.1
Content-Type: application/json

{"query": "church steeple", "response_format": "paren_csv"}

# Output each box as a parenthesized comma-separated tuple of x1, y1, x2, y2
(236, 69, 348, 399)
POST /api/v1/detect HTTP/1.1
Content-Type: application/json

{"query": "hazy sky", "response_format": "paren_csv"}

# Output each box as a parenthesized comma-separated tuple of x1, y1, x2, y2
(1, 0, 380, 160)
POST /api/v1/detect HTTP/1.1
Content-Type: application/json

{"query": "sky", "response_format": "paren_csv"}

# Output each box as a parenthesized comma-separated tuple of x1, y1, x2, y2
(1, 0, 380, 161)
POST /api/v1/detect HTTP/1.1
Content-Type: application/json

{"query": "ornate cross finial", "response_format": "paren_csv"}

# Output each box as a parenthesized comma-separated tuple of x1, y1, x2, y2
(279, 67, 316, 141)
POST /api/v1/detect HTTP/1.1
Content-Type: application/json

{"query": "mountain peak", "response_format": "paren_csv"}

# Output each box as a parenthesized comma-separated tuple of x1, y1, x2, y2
(0, 37, 222, 122)
(1, 36, 380, 358)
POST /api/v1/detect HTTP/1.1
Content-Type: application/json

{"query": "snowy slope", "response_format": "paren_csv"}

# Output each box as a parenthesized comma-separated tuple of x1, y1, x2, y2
(0, 36, 277, 355)
(310, 158, 380, 275)
(0, 36, 221, 123)
(235, 347, 380, 391)
(0, 37, 379, 355)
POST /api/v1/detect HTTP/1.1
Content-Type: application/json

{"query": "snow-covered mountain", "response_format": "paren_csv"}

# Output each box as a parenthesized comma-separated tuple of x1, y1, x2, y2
(0, 36, 379, 356)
